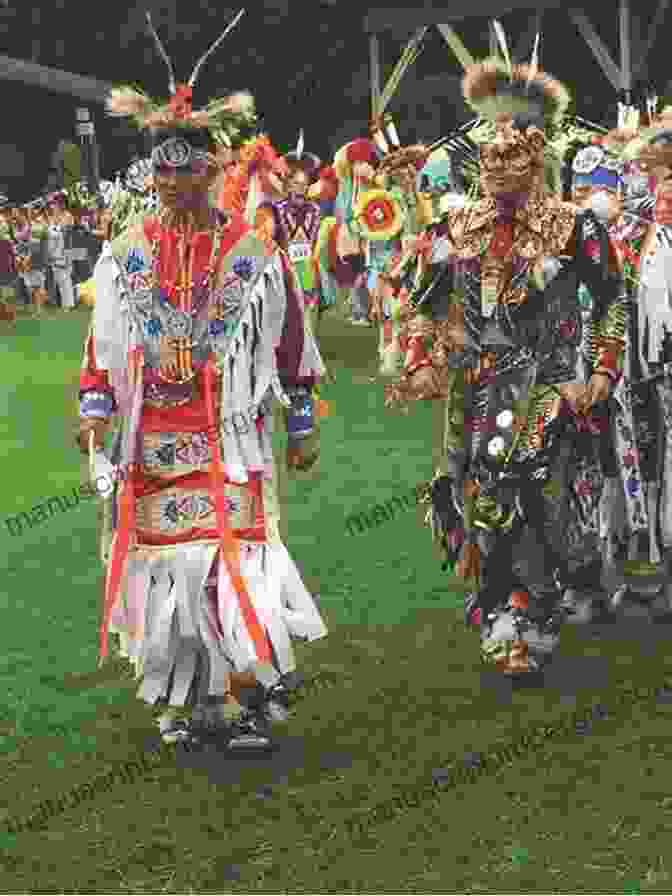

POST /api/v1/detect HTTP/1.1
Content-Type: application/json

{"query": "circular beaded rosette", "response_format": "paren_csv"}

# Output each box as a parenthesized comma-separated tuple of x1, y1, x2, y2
(353, 189, 403, 241)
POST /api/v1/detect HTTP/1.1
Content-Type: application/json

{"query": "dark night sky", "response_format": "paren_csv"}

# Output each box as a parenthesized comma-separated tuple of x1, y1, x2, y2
(0, 0, 669, 201)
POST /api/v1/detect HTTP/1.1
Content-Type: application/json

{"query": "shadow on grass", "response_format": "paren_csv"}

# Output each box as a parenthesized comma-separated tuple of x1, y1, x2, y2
(4, 607, 672, 892)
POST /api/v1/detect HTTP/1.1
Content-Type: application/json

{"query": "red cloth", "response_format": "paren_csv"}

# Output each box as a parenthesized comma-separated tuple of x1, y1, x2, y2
(80, 328, 112, 396)
(142, 212, 247, 290)
(319, 165, 338, 183)
(79, 211, 249, 401)
(0, 238, 15, 276)
(345, 139, 378, 165)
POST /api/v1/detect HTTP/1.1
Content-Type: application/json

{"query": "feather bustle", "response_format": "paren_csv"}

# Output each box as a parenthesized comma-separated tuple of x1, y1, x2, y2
(105, 87, 156, 121)
(204, 91, 255, 118)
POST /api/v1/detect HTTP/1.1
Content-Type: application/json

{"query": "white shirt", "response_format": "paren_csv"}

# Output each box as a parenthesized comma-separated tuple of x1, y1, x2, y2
(47, 224, 68, 267)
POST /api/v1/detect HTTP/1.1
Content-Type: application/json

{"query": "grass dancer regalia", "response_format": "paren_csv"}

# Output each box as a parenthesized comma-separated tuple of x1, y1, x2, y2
(385, 22, 628, 678)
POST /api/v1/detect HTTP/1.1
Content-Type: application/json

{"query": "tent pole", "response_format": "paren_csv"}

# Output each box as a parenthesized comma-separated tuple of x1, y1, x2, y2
(568, 9, 621, 92)
(370, 33, 381, 121)
(619, 0, 631, 106)
(513, 10, 542, 63)
(633, 0, 670, 81)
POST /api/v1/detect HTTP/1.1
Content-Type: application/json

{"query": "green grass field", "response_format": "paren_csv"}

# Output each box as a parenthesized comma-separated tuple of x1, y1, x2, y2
(1, 304, 672, 893)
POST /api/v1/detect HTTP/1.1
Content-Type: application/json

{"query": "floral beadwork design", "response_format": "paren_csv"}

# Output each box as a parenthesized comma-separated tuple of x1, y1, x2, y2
(209, 318, 236, 338)
(232, 256, 254, 281)
(145, 316, 162, 337)
(222, 496, 241, 514)
(559, 317, 578, 340)
(143, 432, 212, 470)
(174, 432, 211, 466)
(125, 248, 148, 274)
(160, 494, 213, 529)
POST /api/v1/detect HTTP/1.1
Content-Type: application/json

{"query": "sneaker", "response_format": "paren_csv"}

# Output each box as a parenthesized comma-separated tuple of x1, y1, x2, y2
(225, 711, 274, 750)
(158, 714, 193, 744)
(560, 588, 594, 624)
(261, 683, 291, 723)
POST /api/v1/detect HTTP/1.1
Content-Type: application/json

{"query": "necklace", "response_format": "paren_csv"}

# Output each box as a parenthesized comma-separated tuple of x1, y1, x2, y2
(151, 209, 225, 384)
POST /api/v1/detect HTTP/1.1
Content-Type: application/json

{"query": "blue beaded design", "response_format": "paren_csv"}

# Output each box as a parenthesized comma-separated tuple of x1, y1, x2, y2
(232, 256, 254, 281)
(125, 248, 147, 274)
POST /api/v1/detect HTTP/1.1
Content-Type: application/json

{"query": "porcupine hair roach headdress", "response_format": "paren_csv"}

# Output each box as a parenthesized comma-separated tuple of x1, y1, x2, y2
(615, 108, 672, 170)
(591, 96, 672, 217)
(445, 20, 570, 131)
(598, 92, 669, 165)
(436, 21, 570, 197)
(105, 8, 257, 172)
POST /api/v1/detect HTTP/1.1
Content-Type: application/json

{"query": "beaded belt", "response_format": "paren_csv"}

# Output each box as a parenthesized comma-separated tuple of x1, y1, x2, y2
(135, 481, 262, 541)
(143, 381, 199, 408)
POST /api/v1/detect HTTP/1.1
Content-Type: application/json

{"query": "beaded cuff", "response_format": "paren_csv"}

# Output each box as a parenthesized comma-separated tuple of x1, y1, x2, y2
(80, 390, 115, 419)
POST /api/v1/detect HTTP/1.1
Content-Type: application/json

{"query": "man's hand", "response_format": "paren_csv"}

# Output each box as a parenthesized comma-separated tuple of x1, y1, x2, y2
(77, 417, 109, 454)
(408, 365, 443, 400)
(575, 373, 611, 415)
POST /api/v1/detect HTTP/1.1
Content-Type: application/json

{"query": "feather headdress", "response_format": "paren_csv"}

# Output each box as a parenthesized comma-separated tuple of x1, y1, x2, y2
(370, 27, 427, 157)
(462, 58, 569, 130)
(284, 130, 321, 180)
(604, 99, 672, 168)
(438, 20, 569, 131)
(105, 8, 256, 148)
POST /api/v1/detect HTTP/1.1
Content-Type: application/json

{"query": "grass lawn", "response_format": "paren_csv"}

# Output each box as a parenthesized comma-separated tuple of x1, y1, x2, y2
(0, 303, 671, 893)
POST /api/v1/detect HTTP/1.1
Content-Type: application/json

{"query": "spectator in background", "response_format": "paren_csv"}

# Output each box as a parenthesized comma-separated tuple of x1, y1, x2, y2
(25, 205, 50, 315)
(0, 202, 17, 322)
(68, 202, 97, 289)
(91, 205, 112, 243)
(12, 207, 33, 308)
(45, 196, 77, 311)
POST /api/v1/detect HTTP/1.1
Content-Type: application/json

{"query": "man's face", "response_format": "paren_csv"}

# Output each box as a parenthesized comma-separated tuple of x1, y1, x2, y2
(153, 160, 216, 210)
(259, 167, 286, 200)
(287, 169, 309, 199)
(480, 123, 542, 196)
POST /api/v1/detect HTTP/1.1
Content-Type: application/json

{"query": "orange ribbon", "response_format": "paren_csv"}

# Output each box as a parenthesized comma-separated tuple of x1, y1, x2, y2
(204, 355, 272, 661)
(99, 346, 143, 663)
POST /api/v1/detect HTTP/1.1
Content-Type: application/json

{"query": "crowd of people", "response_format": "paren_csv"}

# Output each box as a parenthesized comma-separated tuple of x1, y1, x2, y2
(0, 192, 112, 320)
(16, 9, 672, 748)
